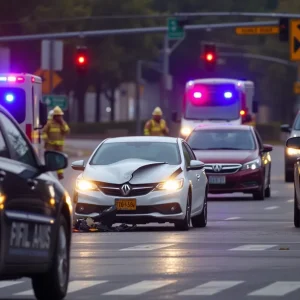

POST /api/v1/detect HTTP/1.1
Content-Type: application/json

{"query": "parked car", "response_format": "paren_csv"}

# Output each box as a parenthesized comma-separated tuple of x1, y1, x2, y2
(186, 124, 272, 200)
(0, 105, 72, 300)
(281, 112, 300, 182)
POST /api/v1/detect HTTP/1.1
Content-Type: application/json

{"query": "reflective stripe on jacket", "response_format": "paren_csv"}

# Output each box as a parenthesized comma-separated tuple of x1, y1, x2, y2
(41, 120, 70, 146)
(144, 119, 168, 136)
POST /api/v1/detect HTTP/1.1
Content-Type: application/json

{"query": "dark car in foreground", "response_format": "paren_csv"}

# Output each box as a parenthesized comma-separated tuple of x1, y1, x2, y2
(0, 105, 72, 300)
(286, 136, 300, 228)
(186, 124, 272, 200)
(281, 111, 300, 182)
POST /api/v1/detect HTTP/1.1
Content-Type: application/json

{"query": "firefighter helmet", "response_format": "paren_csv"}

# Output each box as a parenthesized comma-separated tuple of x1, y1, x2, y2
(152, 107, 162, 116)
(53, 106, 64, 116)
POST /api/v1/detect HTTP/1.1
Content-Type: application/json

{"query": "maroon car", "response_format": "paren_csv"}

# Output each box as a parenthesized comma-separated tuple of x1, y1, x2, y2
(186, 124, 273, 200)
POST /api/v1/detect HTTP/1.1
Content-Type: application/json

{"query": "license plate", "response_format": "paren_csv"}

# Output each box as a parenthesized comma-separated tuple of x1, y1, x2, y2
(115, 199, 136, 210)
(209, 176, 226, 184)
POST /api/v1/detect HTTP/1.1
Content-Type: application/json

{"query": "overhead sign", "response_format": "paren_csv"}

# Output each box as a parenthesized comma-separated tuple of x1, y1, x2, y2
(167, 18, 185, 40)
(290, 20, 300, 61)
(294, 82, 300, 94)
(235, 26, 279, 35)
(41, 40, 63, 71)
(42, 95, 68, 110)
(34, 69, 62, 94)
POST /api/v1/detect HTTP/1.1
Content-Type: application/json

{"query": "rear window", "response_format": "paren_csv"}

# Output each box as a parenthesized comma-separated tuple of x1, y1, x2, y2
(187, 129, 256, 150)
(0, 87, 26, 123)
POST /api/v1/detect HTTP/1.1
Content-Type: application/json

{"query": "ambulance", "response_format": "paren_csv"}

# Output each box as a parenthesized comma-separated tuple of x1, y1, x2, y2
(0, 73, 47, 157)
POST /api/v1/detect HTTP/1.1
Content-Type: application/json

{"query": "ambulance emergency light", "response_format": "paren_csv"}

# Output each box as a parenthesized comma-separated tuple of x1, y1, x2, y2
(0, 75, 25, 83)
(5, 94, 14, 102)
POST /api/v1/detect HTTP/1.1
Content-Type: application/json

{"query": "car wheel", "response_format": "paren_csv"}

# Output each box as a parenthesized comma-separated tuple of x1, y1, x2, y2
(31, 214, 70, 300)
(265, 185, 271, 198)
(285, 169, 294, 183)
(294, 190, 300, 228)
(253, 184, 265, 201)
(174, 193, 191, 231)
(192, 188, 207, 228)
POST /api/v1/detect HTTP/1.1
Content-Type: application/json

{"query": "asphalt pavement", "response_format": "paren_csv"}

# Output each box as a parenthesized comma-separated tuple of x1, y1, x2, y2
(2, 143, 300, 300)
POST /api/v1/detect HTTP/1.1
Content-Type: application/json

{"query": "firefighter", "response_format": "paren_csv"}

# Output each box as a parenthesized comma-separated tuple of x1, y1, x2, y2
(41, 106, 70, 180)
(144, 107, 169, 136)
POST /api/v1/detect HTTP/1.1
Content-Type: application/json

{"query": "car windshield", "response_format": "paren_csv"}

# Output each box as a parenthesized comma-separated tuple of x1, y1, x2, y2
(293, 114, 300, 130)
(90, 141, 181, 165)
(187, 129, 256, 150)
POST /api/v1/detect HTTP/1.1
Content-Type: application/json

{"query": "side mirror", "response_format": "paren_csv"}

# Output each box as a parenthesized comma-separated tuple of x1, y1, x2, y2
(188, 160, 205, 170)
(286, 137, 300, 149)
(44, 151, 68, 172)
(262, 144, 273, 152)
(71, 160, 85, 171)
(280, 124, 291, 133)
(171, 111, 179, 123)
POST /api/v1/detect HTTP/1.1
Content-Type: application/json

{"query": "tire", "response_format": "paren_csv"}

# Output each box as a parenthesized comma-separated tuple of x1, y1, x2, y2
(294, 190, 300, 228)
(32, 215, 70, 300)
(285, 169, 294, 183)
(253, 184, 265, 201)
(192, 188, 207, 228)
(174, 193, 191, 231)
(265, 186, 271, 198)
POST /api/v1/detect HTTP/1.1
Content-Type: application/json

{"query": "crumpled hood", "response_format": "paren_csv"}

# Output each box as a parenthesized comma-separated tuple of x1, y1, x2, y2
(193, 150, 258, 164)
(83, 159, 181, 184)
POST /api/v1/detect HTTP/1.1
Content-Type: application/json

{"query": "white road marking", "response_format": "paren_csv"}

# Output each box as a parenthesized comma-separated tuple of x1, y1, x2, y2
(178, 281, 244, 295)
(264, 206, 279, 210)
(248, 281, 300, 296)
(0, 281, 23, 288)
(103, 280, 176, 295)
(229, 244, 277, 251)
(119, 244, 174, 251)
(14, 280, 107, 296)
(287, 199, 294, 203)
(224, 217, 241, 220)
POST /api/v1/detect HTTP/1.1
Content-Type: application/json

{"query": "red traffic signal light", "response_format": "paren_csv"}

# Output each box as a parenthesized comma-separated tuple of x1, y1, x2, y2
(205, 53, 214, 61)
(202, 43, 216, 71)
(75, 47, 89, 73)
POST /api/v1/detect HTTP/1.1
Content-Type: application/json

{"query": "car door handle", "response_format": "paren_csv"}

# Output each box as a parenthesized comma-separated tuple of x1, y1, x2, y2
(27, 179, 38, 190)
(196, 174, 201, 180)
(0, 170, 6, 181)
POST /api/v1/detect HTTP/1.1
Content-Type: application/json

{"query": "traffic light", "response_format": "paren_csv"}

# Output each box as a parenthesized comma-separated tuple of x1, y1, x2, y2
(279, 17, 289, 42)
(75, 46, 89, 73)
(202, 43, 216, 71)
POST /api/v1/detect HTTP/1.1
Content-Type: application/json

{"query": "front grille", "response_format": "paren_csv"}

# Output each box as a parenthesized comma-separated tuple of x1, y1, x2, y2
(205, 163, 241, 174)
(97, 182, 158, 197)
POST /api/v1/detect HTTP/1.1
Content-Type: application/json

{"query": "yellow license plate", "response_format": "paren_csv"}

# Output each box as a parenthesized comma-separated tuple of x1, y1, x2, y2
(115, 199, 136, 210)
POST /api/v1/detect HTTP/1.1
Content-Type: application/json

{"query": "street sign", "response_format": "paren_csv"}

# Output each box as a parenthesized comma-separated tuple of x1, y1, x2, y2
(294, 82, 300, 94)
(235, 26, 279, 35)
(34, 69, 63, 94)
(167, 18, 185, 40)
(42, 95, 68, 110)
(41, 40, 63, 71)
(290, 20, 300, 61)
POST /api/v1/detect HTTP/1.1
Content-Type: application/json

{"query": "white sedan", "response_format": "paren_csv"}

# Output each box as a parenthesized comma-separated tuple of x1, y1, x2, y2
(72, 136, 208, 230)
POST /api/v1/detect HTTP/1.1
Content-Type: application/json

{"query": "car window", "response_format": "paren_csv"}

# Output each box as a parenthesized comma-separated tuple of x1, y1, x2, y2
(0, 127, 9, 158)
(0, 112, 37, 167)
(90, 141, 181, 165)
(184, 142, 196, 160)
(182, 143, 192, 166)
(187, 129, 256, 150)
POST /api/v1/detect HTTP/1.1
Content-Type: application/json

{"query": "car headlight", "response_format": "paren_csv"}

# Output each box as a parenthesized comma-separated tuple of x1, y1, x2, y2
(241, 158, 261, 170)
(76, 180, 98, 191)
(180, 127, 192, 136)
(156, 179, 184, 191)
(287, 148, 300, 156)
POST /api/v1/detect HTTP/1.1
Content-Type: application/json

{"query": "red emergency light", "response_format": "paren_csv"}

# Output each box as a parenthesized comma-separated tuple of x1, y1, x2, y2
(205, 53, 214, 61)
(77, 56, 86, 64)
(0, 75, 25, 83)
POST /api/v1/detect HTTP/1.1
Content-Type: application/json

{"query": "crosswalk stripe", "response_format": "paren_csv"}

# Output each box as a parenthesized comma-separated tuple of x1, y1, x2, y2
(178, 281, 244, 295)
(228, 244, 277, 251)
(103, 280, 176, 295)
(248, 281, 300, 296)
(14, 280, 107, 296)
(0, 281, 23, 288)
(119, 244, 174, 251)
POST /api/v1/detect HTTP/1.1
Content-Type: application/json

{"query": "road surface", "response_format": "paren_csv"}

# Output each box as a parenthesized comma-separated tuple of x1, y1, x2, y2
(1, 144, 300, 299)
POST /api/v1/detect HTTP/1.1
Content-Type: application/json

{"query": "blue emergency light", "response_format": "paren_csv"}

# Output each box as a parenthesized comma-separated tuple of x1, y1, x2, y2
(5, 94, 14, 102)
(224, 91, 232, 98)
